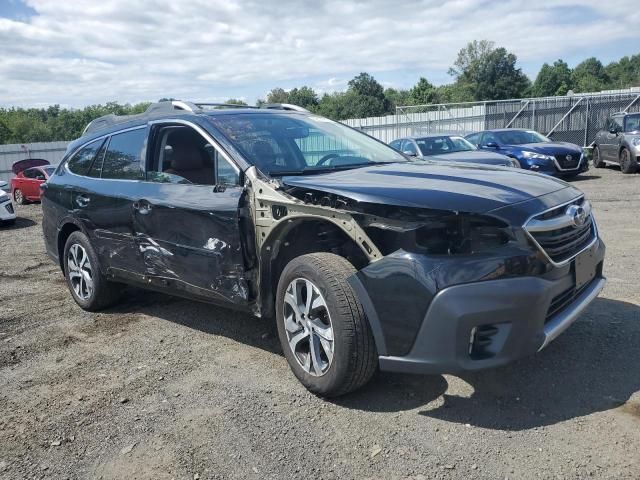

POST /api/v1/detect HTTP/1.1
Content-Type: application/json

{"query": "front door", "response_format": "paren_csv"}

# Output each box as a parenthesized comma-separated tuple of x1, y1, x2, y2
(131, 122, 250, 307)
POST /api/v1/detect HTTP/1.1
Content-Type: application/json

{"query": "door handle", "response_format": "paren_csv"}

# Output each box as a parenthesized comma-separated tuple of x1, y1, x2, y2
(133, 200, 152, 215)
(75, 194, 90, 208)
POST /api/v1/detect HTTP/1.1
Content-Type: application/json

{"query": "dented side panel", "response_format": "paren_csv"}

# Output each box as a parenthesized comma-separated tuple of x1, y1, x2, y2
(129, 182, 249, 305)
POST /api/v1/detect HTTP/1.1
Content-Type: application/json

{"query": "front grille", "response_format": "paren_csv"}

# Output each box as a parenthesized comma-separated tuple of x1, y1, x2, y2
(4, 202, 13, 214)
(530, 221, 593, 263)
(555, 153, 580, 169)
(525, 197, 596, 264)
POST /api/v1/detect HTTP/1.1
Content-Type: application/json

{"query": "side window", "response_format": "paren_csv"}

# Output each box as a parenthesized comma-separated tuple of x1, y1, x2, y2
(23, 168, 37, 179)
(482, 132, 498, 145)
(33, 169, 46, 180)
(389, 139, 402, 150)
(466, 133, 480, 145)
(148, 125, 239, 186)
(401, 140, 418, 155)
(67, 138, 105, 176)
(612, 116, 624, 131)
(101, 128, 146, 180)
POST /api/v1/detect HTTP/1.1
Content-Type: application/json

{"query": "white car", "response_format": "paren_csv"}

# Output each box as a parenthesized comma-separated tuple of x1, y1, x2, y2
(0, 180, 16, 225)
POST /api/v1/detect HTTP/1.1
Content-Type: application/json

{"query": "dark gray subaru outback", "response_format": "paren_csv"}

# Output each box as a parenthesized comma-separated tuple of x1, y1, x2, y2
(41, 101, 606, 396)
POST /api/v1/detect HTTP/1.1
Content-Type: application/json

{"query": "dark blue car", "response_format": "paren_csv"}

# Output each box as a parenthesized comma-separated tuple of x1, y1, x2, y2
(465, 129, 588, 178)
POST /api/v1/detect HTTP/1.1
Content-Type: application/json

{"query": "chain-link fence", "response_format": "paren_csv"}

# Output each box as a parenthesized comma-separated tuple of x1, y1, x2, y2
(344, 89, 640, 146)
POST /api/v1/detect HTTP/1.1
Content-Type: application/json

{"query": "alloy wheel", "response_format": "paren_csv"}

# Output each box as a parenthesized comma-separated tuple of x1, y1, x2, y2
(283, 278, 334, 376)
(67, 244, 94, 300)
(14, 189, 23, 204)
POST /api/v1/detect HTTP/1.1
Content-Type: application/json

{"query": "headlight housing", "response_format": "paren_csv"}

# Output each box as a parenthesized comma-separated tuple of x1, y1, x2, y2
(521, 151, 555, 162)
(632, 138, 640, 146)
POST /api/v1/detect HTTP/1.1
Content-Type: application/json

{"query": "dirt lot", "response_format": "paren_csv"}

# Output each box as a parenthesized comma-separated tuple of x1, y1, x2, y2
(1, 166, 639, 480)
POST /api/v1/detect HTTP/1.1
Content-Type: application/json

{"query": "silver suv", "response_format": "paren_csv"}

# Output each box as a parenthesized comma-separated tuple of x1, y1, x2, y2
(593, 112, 640, 174)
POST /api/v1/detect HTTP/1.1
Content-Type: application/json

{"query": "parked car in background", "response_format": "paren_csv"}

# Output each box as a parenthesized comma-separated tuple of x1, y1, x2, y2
(10, 159, 55, 204)
(592, 112, 640, 174)
(389, 134, 518, 167)
(42, 100, 605, 397)
(0, 180, 16, 225)
(465, 129, 588, 178)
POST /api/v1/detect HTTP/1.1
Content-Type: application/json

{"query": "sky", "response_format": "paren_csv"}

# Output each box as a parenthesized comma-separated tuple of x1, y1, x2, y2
(0, 0, 639, 108)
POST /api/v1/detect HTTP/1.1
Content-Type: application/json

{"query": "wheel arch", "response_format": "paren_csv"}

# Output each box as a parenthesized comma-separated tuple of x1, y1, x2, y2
(56, 220, 84, 273)
(257, 216, 370, 319)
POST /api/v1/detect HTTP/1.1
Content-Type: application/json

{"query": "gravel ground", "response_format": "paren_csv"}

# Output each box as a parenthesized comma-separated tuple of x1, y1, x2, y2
(0, 166, 639, 480)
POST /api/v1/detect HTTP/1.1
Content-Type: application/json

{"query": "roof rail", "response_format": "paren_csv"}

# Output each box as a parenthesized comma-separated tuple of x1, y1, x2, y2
(82, 100, 311, 136)
(196, 102, 259, 109)
(262, 103, 310, 113)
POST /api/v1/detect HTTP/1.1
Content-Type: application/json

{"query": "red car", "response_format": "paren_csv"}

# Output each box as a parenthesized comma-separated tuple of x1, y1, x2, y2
(11, 159, 55, 204)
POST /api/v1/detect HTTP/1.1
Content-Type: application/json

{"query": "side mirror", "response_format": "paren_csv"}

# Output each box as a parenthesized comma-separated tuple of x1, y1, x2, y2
(608, 128, 618, 135)
(483, 142, 499, 148)
(402, 150, 417, 157)
(0, 180, 7, 189)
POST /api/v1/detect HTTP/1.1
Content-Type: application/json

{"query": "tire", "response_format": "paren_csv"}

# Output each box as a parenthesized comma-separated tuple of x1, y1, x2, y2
(592, 146, 605, 168)
(63, 231, 122, 311)
(275, 253, 377, 397)
(13, 189, 26, 205)
(619, 148, 638, 174)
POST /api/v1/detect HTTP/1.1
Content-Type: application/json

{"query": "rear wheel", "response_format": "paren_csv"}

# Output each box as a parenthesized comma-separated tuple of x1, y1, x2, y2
(620, 148, 638, 174)
(63, 231, 122, 311)
(592, 146, 605, 168)
(13, 189, 26, 205)
(275, 253, 377, 397)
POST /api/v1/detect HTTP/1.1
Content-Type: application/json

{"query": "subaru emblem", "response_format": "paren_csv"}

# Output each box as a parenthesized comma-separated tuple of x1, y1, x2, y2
(566, 204, 587, 228)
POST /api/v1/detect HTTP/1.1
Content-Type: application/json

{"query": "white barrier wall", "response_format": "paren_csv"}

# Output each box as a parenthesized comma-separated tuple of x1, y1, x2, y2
(0, 141, 69, 182)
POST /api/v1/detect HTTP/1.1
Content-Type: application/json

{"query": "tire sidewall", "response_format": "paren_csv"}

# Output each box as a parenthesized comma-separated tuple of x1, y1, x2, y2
(593, 146, 604, 168)
(620, 148, 636, 174)
(63, 231, 103, 309)
(275, 257, 354, 395)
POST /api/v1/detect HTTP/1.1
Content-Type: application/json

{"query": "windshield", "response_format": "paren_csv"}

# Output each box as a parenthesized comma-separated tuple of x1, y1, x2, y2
(625, 114, 640, 133)
(208, 113, 408, 175)
(494, 130, 551, 145)
(43, 166, 56, 176)
(416, 136, 476, 156)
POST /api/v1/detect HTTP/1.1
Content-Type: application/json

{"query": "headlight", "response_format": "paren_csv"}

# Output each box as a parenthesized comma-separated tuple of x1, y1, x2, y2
(632, 138, 640, 146)
(521, 151, 555, 162)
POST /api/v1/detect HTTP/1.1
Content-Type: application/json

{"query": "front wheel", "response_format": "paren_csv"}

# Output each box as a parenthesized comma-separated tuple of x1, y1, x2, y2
(620, 148, 638, 174)
(592, 146, 605, 168)
(275, 253, 377, 397)
(63, 231, 122, 311)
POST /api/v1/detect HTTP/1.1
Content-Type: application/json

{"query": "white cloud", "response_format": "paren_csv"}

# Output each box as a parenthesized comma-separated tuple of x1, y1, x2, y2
(0, 0, 638, 107)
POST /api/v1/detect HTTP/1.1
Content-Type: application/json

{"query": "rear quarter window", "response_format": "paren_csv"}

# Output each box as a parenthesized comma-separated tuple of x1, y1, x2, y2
(67, 138, 106, 176)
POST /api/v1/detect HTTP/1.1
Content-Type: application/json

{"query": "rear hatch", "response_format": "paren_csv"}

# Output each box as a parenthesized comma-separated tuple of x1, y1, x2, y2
(12, 158, 50, 175)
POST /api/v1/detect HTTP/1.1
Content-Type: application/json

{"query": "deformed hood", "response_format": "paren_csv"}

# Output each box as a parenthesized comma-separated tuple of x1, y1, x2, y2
(12, 158, 50, 174)
(282, 162, 573, 214)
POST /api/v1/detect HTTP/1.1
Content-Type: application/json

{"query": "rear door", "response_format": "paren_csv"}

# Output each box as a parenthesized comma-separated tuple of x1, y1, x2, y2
(130, 121, 250, 307)
(73, 127, 149, 279)
(21, 168, 43, 199)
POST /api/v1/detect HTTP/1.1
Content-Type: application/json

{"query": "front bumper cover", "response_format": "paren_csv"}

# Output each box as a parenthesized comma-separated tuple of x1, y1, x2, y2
(348, 236, 605, 375)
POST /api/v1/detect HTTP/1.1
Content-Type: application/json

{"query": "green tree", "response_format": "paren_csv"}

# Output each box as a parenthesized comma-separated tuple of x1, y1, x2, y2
(449, 40, 530, 100)
(409, 77, 438, 105)
(605, 54, 640, 89)
(224, 98, 248, 105)
(287, 86, 319, 109)
(571, 57, 609, 93)
(384, 87, 412, 109)
(532, 60, 573, 96)
(266, 87, 289, 104)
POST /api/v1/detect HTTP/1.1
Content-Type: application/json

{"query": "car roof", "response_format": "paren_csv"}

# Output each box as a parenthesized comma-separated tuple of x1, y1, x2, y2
(401, 133, 467, 140)
(67, 101, 310, 155)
